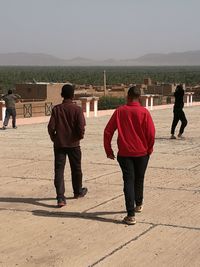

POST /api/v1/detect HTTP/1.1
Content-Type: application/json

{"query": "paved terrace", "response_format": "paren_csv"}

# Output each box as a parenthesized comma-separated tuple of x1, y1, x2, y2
(0, 104, 200, 267)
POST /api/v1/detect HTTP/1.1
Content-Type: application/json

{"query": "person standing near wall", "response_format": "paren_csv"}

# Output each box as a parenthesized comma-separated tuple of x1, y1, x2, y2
(170, 84, 188, 139)
(104, 86, 155, 225)
(1, 89, 21, 129)
(48, 84, 88, 208)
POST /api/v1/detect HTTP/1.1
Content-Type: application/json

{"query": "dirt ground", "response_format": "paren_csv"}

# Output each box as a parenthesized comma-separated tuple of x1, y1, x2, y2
(0, 105, 200, 267)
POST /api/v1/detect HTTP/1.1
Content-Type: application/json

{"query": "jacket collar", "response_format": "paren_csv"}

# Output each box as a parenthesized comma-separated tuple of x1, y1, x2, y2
(127, 101, 141, 106)
(62, 99, 73, 104)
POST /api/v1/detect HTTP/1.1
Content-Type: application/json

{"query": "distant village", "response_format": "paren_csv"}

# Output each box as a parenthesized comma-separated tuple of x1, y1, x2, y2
(0, 78, 200, 120)
(13, 77, 200, 103)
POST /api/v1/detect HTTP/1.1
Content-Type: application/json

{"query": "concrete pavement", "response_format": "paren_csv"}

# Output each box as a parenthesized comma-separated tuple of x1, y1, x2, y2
(0, 105, 200, 267)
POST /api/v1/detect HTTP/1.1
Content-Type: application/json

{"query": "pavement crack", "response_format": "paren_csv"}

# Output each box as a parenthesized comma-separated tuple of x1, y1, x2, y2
(89, 162, 117, 166)
(0, 208, 30, 213)
(83, 194, 123, 212)
(0, 175, 52, 181)
(189, 163, 200, 170)
(176, 145, 200, 154)
(145, 185, 200, 193)
(149, 166, 197, 171)
(88, 224, 156, 267)
(158, 222, 200, 231)
(86, 171, 120, 182)
(89, 220, 200, 266)
(138, 221, 200, 231)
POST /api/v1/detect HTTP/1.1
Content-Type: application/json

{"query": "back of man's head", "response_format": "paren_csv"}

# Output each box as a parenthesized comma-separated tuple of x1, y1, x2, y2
(176, 84, 183, 91)
(127, 86, 141, 100)
(61, 84, 74, 99)
(8, 89, 13, 94)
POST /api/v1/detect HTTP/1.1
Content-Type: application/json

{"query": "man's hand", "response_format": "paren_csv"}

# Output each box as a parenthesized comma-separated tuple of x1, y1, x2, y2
(107, 154, 115, 160)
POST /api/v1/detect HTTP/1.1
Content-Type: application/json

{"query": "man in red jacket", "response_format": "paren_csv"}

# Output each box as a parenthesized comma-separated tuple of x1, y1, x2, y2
(48, 84, 88, 207)
(104, 86, 155, 225)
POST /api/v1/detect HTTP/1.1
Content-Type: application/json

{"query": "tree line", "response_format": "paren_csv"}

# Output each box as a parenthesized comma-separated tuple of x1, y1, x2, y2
(1, 66, 200, 93)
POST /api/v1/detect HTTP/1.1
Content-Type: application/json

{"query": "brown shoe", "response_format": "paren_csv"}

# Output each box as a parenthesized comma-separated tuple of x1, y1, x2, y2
(74, 187, 88, 199)
(57, 198, 66, 208)
(134, 205, 143, 213)
(123, 216, 136, 225)
(177, 134, 185, 139)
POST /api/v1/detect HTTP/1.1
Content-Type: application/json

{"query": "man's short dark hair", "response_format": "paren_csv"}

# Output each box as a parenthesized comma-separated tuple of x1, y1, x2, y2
(8, 89, 13, 94)
(127, 86, 141, 99)
(176, 84, 183, 91)
(61, 84, 75, 99)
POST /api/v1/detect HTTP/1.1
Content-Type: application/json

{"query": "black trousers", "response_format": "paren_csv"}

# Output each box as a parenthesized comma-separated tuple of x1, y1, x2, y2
(3, 108, 16, 128)
(117, 155, 149, 216)
(171, 109, 187, 135)
(54, 146, 83, 199)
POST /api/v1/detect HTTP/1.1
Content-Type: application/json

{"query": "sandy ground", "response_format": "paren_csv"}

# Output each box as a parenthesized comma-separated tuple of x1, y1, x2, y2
(0, 105, 200, 267)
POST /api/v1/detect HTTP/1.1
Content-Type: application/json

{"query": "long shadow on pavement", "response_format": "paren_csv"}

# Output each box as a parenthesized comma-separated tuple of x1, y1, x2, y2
(0, 197, 126, 224)
(0, 197, 73, 209)
(32, 209, 126, 224)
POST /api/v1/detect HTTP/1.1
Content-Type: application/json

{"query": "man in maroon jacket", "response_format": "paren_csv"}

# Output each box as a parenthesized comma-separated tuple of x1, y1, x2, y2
(48, 84, 87, 207)
(104, 86, 155, 225)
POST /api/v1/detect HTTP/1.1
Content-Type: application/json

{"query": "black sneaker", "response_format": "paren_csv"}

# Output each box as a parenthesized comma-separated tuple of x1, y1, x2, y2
(13, 126, 17, 129)
(57, 197, 66, 208)
(74, 187, 88, 199)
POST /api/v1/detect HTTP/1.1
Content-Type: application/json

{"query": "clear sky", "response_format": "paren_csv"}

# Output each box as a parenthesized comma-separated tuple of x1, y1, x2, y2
(0, 0, 200, 60)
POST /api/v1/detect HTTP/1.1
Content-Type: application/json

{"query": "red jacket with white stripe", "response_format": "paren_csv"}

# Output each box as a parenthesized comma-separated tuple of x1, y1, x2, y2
(104, 101, 155, 157)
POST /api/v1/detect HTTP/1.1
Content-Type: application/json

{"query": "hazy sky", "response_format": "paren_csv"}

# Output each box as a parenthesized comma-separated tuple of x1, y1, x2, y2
(0, 0, 200, 60)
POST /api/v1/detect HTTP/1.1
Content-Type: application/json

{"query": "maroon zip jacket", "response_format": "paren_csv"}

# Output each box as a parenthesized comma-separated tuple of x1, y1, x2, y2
(104, 101, 155, 157)
(48, 99, 85, 148)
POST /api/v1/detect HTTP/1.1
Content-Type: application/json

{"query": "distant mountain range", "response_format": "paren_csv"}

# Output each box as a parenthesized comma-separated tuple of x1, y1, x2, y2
(1, 51, 200, 66)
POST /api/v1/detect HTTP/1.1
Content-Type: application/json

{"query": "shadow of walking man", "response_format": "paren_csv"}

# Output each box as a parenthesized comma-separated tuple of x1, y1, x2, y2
(0, 197, 126, 224)
(32, 209, 126, 224)
(0, 197, 68, 209)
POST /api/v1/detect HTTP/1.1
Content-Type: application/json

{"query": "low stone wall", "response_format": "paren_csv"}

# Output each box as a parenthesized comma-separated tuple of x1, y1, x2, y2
(17, 101, 53, 118)
(0, 93, 196, 121)
(0, 101, 53, 120)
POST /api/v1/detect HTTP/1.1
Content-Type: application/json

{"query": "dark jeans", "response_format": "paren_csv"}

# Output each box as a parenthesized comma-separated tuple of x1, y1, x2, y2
(3, 108, 16, 128)
(54, 146, 83, 199)
(117, 155, 149, 216)
(171, 109, 187, 135)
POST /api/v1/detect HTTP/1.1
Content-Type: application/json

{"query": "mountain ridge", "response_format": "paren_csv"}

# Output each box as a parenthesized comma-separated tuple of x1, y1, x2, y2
(1, 50, 200, 66)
